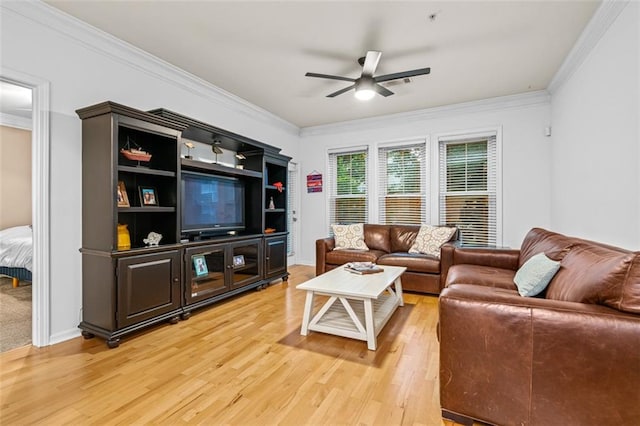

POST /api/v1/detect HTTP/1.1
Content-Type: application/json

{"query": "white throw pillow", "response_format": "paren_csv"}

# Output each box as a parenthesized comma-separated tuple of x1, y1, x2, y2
(408, 225, 456, 258)
(332, 223, 369, 250)
(514, 252, 561, 297)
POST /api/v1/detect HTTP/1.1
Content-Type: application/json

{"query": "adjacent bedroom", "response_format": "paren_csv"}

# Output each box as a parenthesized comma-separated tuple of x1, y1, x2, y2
(0, 80, 33, 352)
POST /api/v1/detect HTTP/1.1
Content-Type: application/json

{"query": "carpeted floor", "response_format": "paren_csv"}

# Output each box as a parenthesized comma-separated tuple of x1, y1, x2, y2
(0, 276, 32, 352)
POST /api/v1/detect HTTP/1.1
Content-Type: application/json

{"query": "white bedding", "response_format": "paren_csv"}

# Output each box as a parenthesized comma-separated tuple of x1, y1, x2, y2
(0, 225, 33, 272)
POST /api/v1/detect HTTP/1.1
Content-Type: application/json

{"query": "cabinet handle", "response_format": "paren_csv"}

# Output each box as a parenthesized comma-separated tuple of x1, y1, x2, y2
(173, 277, 179, 283)
(227, 265, 232, 269)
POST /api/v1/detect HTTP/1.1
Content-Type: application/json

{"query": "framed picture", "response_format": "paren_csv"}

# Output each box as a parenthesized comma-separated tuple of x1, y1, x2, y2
(192, 255, 209, 277)
(233, 255, 245, 267)
(117, 181, 130, 207)
(139, 186, 158, 206)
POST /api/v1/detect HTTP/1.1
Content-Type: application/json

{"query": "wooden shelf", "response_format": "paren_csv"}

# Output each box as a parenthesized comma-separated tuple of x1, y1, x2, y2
(118, 207, 175, 213)
(233, 262, 257, 272)
(118, 165, 176, 177)
(265, 185, 286, 191)
(181, 158, 262, 179)
(192, 272, 224, 282)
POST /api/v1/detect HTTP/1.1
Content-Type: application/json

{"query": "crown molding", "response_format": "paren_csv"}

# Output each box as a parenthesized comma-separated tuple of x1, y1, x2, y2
(0, 112, 32, 130)
(548, 0, 629, 94)
(300, 90, 550, 137)
(2, 0, 299, 137)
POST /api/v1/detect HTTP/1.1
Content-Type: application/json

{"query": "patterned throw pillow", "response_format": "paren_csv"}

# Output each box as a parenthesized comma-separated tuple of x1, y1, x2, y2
(332, 223, 369, 250)
(408, 225, 456, 258)
(514, 252, 561, 297)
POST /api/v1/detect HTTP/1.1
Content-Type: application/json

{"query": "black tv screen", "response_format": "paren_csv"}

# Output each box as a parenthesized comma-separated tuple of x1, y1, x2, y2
(181, 171, 245, 235)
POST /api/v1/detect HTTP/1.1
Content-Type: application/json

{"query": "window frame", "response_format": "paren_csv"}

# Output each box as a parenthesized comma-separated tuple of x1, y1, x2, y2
(326, 146, 369, 233)
(435, 128, 502, 246)
(376, 139, 428, 225)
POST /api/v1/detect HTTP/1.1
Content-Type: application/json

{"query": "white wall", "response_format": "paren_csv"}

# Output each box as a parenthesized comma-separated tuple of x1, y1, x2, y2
(297, 94, 553, 265)
(1, 2, 299, 343)
(550, 1, 639, 249)
(0, 125, 32, 229)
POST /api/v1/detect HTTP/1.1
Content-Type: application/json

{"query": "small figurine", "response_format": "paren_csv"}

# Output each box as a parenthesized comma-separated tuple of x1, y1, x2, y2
(143, 231, 163, 247)
(183, 141, 195, 159)
(273, 181, 283, 192)
(268, 197, 275, 209)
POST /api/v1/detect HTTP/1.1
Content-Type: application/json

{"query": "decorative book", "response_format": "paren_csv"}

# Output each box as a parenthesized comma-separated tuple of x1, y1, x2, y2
(344, 262, 383, 275)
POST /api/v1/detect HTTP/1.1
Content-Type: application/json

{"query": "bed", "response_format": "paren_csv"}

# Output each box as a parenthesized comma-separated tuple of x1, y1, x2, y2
(0, 225, 33, 288)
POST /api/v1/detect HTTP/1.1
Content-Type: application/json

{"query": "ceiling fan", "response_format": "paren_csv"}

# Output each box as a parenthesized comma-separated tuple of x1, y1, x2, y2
(305, 50, 431, 100)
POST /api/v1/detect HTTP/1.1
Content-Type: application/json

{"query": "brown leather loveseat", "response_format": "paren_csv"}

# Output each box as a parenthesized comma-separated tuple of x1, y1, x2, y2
(439, 228, 640, 425)
(316, 224, 458, 294)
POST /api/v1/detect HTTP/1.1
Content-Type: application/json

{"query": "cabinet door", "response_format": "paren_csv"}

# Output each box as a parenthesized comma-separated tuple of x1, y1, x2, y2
(229, 239, 262, 290)
(185, 244, 228, 304)
(117, 251, 181, 328)
(265, 236, 287, 278)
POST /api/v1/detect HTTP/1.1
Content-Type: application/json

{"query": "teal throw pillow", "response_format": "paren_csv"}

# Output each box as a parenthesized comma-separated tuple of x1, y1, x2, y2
(514, 252, 561, 297)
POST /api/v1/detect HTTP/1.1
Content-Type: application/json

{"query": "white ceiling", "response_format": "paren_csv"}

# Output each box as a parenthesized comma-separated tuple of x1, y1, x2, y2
(41, 1, 599, 128)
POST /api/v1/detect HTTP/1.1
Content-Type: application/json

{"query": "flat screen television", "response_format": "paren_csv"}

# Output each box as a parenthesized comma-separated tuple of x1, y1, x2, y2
(181, 170, 245, 238)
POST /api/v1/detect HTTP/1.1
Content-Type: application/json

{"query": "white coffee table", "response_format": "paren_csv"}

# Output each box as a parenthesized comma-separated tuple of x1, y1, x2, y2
(297, 265, 406, 350)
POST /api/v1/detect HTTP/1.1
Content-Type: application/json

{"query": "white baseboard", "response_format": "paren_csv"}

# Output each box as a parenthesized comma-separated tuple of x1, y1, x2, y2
(48, 328, 82, 346)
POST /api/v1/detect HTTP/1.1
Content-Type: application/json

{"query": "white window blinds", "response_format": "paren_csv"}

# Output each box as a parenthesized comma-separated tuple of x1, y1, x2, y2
(378, 142, 427, 224)
(439, 135, 497, 245)
(328, 148, 368, 229)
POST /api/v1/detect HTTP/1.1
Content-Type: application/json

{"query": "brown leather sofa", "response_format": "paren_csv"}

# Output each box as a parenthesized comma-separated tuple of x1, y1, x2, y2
(316, 224, 458, 294)
(438, 228, 640, 425)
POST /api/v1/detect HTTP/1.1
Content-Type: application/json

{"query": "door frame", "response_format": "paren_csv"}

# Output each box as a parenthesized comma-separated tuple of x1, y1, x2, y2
(287, 161, 299, 265)
(1, 68, 51, 347)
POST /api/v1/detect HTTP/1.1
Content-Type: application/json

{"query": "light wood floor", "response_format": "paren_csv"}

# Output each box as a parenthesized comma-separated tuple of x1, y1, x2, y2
(0, 265, 463, 425)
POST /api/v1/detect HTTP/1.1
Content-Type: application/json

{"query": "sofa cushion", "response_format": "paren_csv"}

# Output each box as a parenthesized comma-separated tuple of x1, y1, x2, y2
(446, 264, 517, 291)
(389, 225, 420, 253)
(409, 225, 457, 258)
(519, 228, 574, 268)
(514, 253, 561, 297)
(545, 243, 636, 309)
(363, 224, 391, 253)
(325, 249, 384, 266)
(378, 252, 440, 274)
(332, 223, 369, 250)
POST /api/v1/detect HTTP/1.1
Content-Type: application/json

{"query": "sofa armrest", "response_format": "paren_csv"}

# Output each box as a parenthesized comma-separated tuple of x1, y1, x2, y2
(451, 246, 521, 270)
(439, 284, 640, 426)
(315, 237, 335, 276)
(439, 241, 461, 290)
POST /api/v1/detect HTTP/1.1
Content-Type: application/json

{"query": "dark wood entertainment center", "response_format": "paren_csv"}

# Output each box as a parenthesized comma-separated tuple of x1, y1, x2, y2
(77, 101, 290, 348)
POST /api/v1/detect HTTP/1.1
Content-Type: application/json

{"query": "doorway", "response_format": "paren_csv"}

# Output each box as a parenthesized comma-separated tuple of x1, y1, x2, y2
(0, 69, 51, 348)
(0, 83, 32, 350)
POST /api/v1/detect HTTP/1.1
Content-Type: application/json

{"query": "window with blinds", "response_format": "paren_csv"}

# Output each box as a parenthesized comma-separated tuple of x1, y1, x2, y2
(328, 149, 368, 229)
(378, 142, 427, 224)
(439, 135, 497, 245)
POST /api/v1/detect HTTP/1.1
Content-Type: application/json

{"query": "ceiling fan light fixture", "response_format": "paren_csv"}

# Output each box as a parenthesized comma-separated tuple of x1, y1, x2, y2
(305, 50, 429, 99)
(355, 88, 375, 101)
(354, 78, 375, 101)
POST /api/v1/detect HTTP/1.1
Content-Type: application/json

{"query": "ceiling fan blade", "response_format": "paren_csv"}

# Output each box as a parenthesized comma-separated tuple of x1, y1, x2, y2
(305, 72, 355, 83)
(374, 67, 431, 83)
(327, 84, 355, 98)
(361, 51, 382, 77)
(373, 84, 394, 97)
